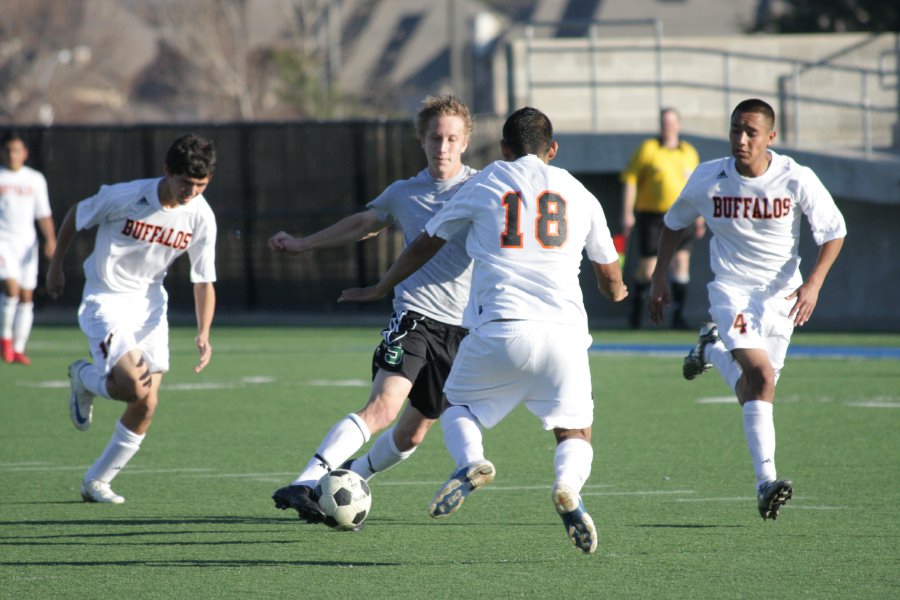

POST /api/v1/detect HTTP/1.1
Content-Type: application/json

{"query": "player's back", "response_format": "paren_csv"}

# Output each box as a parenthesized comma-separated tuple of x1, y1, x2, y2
(456, 155, 614, 328)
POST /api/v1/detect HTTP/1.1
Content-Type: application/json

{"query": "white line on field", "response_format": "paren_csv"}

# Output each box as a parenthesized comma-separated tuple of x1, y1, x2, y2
(307, 379, 369, 387)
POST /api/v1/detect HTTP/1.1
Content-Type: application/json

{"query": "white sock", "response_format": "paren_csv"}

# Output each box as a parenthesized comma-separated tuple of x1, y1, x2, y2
(742, 400, 777, 488)
(12, 301, 33, 353)
(84, 420, 144, 483)
(554, 438, 593, 494)
(441, 405, 484, 469)
(1, 295, 16, 339)
(78, 362, 111, 399)
(293, 413, 370, 486)
(707, 341, 743, 392)
(351, 425, 417, 480)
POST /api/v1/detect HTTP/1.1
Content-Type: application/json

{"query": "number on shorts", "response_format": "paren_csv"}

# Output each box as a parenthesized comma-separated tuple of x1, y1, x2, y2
(732, 314, 748, 335)
(500, 191, 568, 248)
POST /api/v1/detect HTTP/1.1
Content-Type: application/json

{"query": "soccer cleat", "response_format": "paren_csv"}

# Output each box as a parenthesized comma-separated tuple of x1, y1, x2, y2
(68, 360, 95, 431)
(1, 338, 12, 363)
(272, 484, 326, 524)
(683, 322, 719, 380)
(552, 483, 598, 554)
(12, 352, 31, 366)
(69, 359, 94, 431)
(429, 460, 495, 519)
(757, 479, 793, 520)
(81, 480, 125, 504)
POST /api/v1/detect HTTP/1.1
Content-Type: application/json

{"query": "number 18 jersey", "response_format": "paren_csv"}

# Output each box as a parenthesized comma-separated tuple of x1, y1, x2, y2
(426, 154, 619, 329)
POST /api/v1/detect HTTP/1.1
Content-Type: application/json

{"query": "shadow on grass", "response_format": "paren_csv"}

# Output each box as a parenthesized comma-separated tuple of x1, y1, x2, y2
(637, 524, 745, 529)
(0, 559, 403, 568)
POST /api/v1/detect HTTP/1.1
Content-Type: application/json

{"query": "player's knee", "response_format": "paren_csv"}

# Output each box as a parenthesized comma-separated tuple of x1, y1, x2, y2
(743, 364, 776, 396)
(359, 397, 402, 430)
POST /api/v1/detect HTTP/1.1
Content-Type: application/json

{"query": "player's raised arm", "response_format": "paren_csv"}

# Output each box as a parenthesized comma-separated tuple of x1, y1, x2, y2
(268, 209, 388, 254)
(339, 232, 447, 303)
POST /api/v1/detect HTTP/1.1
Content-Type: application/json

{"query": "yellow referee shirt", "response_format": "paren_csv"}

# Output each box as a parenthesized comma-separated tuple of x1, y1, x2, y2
(621, 138, 699, 213)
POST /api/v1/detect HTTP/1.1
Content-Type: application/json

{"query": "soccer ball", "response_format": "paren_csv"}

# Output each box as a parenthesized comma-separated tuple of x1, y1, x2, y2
(314, 469, 372, 530)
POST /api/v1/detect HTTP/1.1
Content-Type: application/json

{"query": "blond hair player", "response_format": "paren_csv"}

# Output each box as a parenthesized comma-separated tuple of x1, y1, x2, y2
(267, 95, 477, 525)
(0, 132, 57, 364)
(649, 99, 846, 520)
(46, 134, 218, 504)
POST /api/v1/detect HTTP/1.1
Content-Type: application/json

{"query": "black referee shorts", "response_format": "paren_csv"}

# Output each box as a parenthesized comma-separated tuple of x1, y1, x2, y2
(371, 310, 467, 419)
(635, 211, 696, 258)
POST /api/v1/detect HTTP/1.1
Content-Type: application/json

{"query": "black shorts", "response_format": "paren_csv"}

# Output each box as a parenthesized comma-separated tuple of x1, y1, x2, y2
(635, 211, 696, 258)
(371, 310, 467, 419)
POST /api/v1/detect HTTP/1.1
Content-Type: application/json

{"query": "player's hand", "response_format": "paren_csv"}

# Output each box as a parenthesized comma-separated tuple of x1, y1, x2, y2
(338, 285, 386, 303)
(194, 335, 212, 373)
(648, 278, 670, 325)
(786, 280, 821, 327)
(268, 231, 302, 254)
(45, 268, 65, 300)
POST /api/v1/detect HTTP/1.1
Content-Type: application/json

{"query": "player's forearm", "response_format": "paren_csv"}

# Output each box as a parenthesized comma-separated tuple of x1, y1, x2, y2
(300, 210, 387, 251)
(621, 183, 637, 217)
(37, 216, 57, 245)
(372, 233, 446, 297)
(805, 237, 844, 288)
(593, 260, 627, 301)
(48, 206, 77, 269)
(193, 282, 216, 339)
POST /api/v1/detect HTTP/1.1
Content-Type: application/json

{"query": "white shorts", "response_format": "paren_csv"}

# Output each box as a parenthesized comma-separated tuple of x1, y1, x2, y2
(444, 320, 594, 430)
(77, 290, 170, 375)
(707, 280, 795, 376)
(0, 240, 39, 289)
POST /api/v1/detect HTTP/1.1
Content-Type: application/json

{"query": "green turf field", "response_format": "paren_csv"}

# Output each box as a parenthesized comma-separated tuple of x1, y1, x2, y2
(2, 326, 899, 599)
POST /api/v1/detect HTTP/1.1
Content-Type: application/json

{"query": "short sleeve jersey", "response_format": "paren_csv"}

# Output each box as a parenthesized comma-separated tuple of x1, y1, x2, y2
(621, 138, 699, 213)
(426, 154, 619, 330)
(367, 166, 477, 326)
(0, 165, 52, 247)
(76, 177, 217, 296)
(665, 150, 846, 290)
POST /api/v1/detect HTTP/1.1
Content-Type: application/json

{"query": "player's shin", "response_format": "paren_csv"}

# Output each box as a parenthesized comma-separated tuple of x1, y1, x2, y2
(352, 425, 416, 479)
(742, 400, 777, 486)
(84, 419, 145, 484)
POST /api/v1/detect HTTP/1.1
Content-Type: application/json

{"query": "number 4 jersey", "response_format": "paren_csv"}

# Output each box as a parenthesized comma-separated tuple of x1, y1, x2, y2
(426, 154, 619, 329)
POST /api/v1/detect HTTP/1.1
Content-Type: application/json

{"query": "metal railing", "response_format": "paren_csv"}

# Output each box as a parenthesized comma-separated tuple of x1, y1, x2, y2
(515, 21, 899, 157)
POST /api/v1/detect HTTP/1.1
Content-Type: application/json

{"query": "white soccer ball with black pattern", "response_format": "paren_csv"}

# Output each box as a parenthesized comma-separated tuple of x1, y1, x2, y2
(315, 469, 372, 530)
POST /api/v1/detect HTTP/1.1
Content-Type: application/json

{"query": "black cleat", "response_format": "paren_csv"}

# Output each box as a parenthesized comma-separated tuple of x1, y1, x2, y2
(757, 479, 793, 520)
(272, 484, 326, 524)
(683, 322, 719, 380)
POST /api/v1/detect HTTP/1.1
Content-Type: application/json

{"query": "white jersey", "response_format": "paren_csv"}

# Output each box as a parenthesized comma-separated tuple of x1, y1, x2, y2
(0, 165, 51, 247)
(76, 177, 217, 296)
(665, 150, 846, 290)
(368, 166, 476, 326)
(426, 154, 619, 330)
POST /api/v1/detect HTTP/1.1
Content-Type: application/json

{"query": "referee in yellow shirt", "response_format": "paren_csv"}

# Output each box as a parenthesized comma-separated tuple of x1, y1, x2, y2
(621, 107, 702, 329)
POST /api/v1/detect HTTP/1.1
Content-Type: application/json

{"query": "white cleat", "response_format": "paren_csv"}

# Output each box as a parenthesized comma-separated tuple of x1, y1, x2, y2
(552, 483, 598, 554)
(81, 480, 125, 504)
(68, 360, 95, 431)
(429, 460, 495, 519)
